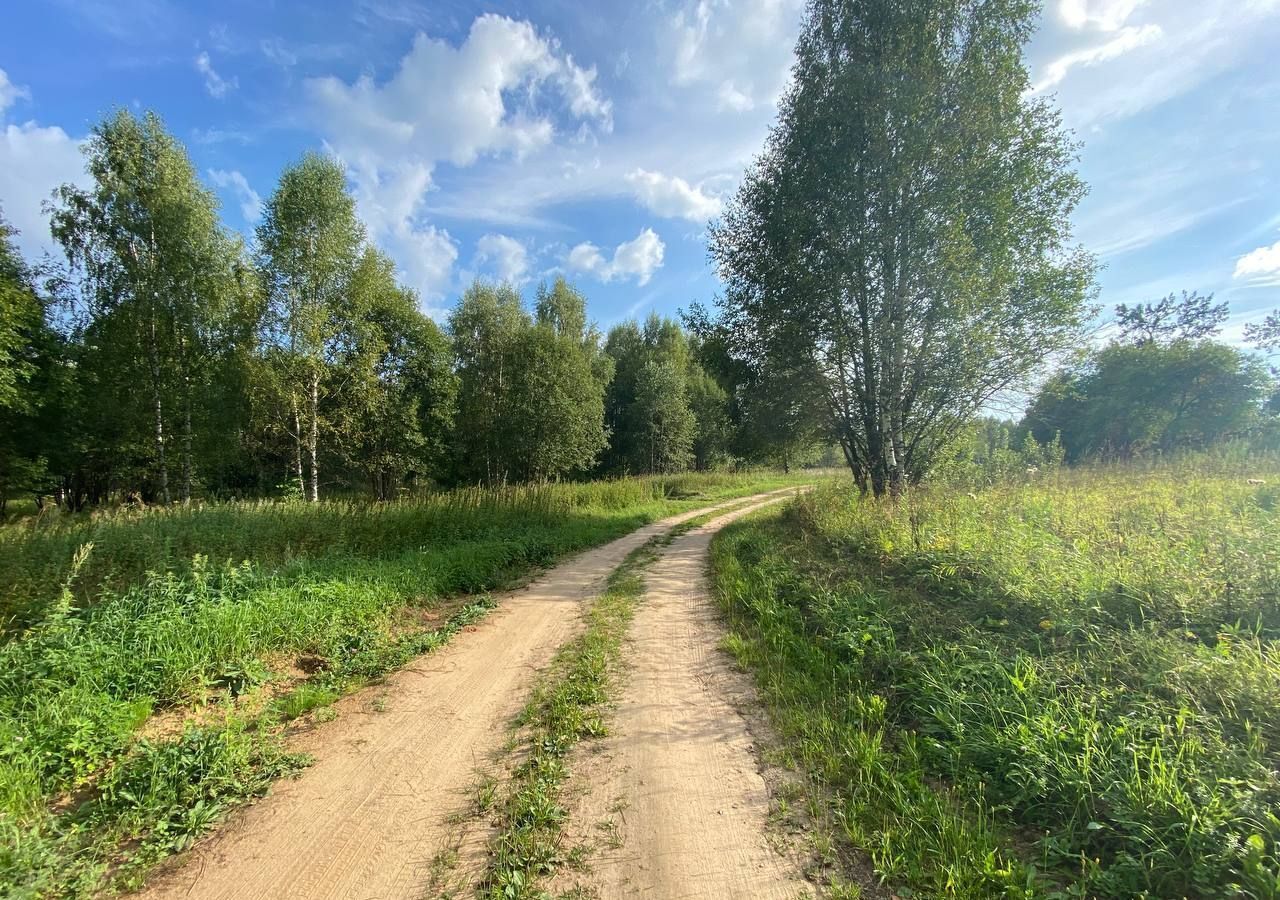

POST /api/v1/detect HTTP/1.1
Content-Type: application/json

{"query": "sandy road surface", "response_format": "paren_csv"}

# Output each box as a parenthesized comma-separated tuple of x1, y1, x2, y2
(557, 493, 813, 899)
(136, 489, 801, 900)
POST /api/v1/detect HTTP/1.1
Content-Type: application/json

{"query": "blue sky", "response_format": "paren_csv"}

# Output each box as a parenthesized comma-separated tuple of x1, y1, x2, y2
(2, 0, 1279, 337)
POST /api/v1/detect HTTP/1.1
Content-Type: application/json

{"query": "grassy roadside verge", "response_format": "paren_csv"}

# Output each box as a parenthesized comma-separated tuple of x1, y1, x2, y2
(709, 470, 1280, 899)
(711, 508, 1020, 899)
(2, 595, 498, 898)
(0, 473, 817, 632)
(0, 474, 811, 898)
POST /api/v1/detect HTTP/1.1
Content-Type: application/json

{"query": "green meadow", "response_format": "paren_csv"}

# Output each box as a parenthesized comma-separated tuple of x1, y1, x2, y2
(712, 459, 1280, 899)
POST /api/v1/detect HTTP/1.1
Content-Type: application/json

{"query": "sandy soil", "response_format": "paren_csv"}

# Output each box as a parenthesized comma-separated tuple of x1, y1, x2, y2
(135, 490, 800, 900)
(552, 494, 815, 899)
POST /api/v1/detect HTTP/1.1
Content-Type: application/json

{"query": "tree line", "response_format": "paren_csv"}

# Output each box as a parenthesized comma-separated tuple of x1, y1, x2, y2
(0, 110, 831, 513)
(934, 290, 1280, 485)
(1020, 291, 1280, 460)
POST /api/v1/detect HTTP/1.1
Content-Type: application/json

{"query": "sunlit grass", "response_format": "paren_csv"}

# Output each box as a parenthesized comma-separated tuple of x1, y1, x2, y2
(0, 473, 808, 632)
(711, 461, 1280, 898)
(0, 470, 807, 897)
(479, 537, 656, 899)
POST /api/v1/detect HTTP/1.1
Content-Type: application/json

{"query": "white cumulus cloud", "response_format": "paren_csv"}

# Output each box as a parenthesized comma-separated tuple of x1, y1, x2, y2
(397, 223, 459, 313)
(626, 169, 721, 222)
(194, 52, 237, 99)
(0, 68, 86, 261)
(1234, 239, 1280, 282)
(207, 168, 262, 223)
(568, 228, 665, 285)
(474, 233, 530, 285)
(304, 14, 612, 302)
(0, 123, 85, 257)
(307, 14, 610, 168)
(340, 157, 459, 304)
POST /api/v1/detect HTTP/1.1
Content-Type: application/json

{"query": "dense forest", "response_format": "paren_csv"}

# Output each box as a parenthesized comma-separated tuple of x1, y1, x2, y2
(0, 111, 837, 514)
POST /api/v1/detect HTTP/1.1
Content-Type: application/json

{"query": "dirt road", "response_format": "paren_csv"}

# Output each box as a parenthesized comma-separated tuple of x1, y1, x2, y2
(138, 489, 803, 900)
(553, 495, 813, 899)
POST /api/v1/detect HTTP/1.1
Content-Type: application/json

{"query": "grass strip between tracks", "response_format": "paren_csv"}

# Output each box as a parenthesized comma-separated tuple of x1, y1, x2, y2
(477, 493, 796, 899)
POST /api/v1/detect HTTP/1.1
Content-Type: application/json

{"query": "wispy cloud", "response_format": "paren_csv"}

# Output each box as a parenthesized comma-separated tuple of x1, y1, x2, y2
(1083, 197, 1248, 259)
(194, 52, 236, 99)
(207, 168, 261, 222)
(0, 69, 31, 114)
(1029, 1, 1280, 126)
(626, 169, 721, 223)
(1032, 24, 1162, 93)
(190, 127, 252, 146)
(1057, 0, 1149, 32)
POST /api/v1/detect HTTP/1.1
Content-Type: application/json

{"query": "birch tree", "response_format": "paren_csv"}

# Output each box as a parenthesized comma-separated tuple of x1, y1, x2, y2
(1245, 310, 1280, 354)
(602, 315, 698, 474)
(632, 358, 696, 473)
(449, 281, 530, 484)
(0, 211, 61, 514)
(516, 277, 612, 480)
(710, 0, 1095, 496)
(0, 210, 40, 413)
(331, 247, 457, 498)
(50, 110, 243, 502)
(256, 153, 364, 502)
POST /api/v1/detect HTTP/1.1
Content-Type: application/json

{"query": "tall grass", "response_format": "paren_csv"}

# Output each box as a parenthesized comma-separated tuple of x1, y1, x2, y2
(0, 473, 798, 633)
(711, 463, 1280, 898)
(0, 470, 804, 897)
(0, 480, 631, 631)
